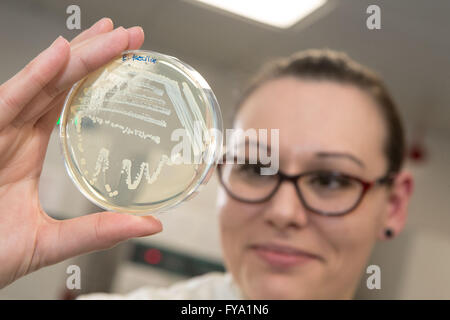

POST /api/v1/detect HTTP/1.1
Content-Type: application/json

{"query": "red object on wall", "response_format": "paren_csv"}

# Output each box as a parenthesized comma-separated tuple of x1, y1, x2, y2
(408, 141, 427, 162)
(144, 248, 162, 265)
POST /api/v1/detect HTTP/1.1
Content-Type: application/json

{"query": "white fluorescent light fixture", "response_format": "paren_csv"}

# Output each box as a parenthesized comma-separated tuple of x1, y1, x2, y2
(193, 0, 328, 29)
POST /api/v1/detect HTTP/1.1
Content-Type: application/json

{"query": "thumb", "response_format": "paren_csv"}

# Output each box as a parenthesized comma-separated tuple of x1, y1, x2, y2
(36, 211, 163, 268)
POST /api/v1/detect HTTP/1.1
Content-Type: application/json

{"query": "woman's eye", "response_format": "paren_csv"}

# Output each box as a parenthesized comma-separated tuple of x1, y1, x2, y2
(309, 174, 352, 189)
(237, 164, 262, 175)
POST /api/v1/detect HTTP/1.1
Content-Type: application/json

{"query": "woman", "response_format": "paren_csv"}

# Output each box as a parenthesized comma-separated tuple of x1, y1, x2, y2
(0, 18, 413, 299)
(215, 49, 414, 299)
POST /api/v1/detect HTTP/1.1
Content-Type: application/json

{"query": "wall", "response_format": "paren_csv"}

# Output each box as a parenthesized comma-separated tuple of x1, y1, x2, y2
(0, 0, 449, 299)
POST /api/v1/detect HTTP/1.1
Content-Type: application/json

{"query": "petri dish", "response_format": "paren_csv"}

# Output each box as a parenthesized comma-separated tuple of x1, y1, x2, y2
(59, 50, 223, 214)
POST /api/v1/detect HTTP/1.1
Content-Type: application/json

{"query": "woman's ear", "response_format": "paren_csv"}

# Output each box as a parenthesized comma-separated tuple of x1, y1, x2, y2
(379, 170, 414, 240)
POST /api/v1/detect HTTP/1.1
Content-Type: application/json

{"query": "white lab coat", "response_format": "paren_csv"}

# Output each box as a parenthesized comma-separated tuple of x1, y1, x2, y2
(77, 272, 244, 299)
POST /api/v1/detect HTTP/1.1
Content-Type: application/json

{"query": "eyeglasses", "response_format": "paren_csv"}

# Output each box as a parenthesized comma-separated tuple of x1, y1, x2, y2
(217, 162, 395, 216)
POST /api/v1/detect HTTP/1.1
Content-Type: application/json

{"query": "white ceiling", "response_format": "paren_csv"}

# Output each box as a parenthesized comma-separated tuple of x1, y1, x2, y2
(4, 0, 450, 135)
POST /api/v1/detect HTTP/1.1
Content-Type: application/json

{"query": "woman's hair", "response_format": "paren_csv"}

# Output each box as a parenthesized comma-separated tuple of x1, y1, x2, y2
(233, 49, 406, 174)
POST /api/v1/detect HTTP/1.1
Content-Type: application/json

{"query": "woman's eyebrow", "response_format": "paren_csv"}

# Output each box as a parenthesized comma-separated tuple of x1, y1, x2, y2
(315, 152, 365, 168)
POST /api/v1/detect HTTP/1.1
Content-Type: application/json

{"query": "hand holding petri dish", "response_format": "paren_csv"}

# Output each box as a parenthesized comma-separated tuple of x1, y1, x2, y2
(59, 50, 223, 214)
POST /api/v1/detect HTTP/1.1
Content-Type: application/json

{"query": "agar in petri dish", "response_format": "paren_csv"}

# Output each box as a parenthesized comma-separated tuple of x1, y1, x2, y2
(59, 50, 223, 214)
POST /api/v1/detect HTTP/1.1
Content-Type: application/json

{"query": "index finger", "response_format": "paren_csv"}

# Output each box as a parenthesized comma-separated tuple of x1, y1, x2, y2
(18, 26, 144, 125)
(0, 36, 70, 129)
(70, 17, 114, 47)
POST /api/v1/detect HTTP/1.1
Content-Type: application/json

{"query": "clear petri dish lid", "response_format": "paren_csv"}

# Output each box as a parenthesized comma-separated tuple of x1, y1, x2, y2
(59, 50, 223, 215)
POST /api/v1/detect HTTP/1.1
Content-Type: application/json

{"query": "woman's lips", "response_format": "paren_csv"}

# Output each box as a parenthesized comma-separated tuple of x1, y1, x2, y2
(250, 243, 321, 268)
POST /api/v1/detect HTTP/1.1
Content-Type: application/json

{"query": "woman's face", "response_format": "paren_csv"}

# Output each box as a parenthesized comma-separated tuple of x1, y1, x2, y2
(218, 77, 402, 299)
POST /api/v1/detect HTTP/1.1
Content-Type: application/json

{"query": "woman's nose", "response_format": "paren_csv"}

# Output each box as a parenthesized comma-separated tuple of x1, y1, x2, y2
(262, 181, 309, 231)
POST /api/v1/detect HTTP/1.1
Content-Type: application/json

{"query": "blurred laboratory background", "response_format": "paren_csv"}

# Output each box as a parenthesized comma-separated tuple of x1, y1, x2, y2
(0, 0, 449, 299)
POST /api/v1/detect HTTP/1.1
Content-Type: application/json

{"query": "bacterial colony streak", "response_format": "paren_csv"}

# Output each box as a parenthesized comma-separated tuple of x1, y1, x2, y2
(103, 99, 171, 116)
(119, 92, 168, 109)
(79, 106, 167, 128)
(115, 69, 165, 96)
(78, 113, 161, 144)
(135, 69, 208, 157)
(73, 64, 208, 198)
(122, 154, 182, 190)
(87, 69, 127, 107)
(131, 82, 165, 96)
(89, 147, 184, 197)
(182, 81, 209, 140)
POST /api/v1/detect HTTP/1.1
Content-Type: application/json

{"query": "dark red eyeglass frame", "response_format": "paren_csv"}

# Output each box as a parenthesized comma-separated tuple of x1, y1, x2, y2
(216, 163, 396, 216)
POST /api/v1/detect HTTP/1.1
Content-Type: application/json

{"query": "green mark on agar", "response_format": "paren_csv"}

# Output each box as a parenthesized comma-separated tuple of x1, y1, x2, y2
(56, 116, 77, 127)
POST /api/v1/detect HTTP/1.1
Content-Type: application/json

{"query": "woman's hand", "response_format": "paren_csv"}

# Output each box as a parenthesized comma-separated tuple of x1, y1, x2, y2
(0, 18, 163, 289)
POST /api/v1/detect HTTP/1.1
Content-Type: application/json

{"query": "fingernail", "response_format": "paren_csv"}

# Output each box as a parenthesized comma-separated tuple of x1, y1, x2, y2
(127, 26, 143, 32)
(127, 26, 144, 38)
(95, 17, 113, 29)
(149, 214, 161, 223)
(50, 36, 66, 48)
(109, 26, 125, 36)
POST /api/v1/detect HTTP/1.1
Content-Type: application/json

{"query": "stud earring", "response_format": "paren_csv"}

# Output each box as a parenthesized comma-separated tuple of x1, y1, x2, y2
(385, 228, 394, 238)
